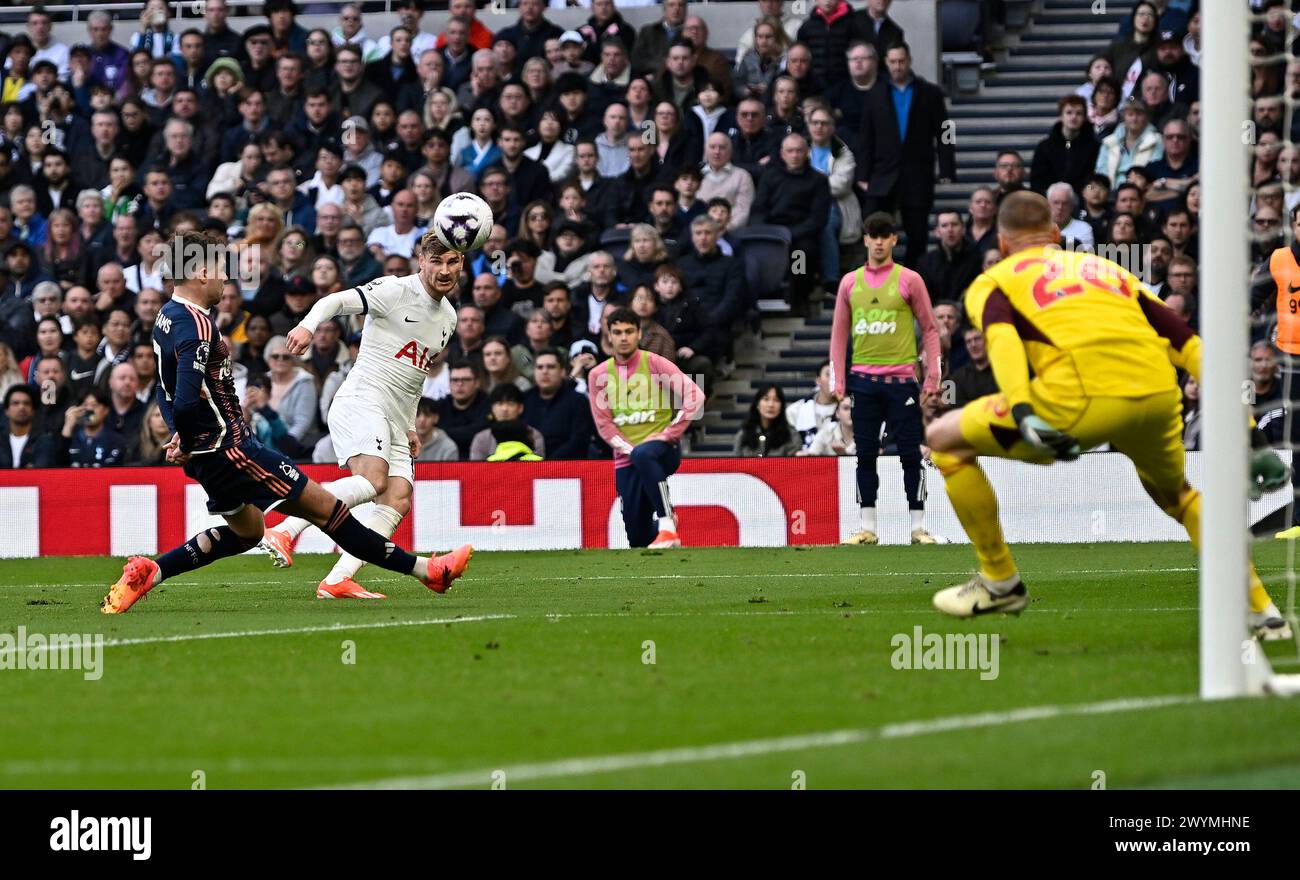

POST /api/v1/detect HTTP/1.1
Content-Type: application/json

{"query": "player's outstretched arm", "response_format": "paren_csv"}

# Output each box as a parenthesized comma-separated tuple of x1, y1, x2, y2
(289, 288, 371, 353)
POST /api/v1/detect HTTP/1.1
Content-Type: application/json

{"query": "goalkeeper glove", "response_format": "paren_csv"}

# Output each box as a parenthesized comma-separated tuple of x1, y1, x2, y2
(1012, 403, 1081, 461)
(1250, 427, 1291, 500)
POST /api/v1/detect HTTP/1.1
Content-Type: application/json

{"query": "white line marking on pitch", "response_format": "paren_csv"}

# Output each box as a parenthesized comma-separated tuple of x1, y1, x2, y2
(325, 694, 1197, 789)
(0, 613, 515, 658)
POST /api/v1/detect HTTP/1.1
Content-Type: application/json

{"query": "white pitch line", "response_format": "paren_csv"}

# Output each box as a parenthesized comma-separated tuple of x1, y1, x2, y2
(326, 694, 1198, 789)
(0, 613, 515, 657)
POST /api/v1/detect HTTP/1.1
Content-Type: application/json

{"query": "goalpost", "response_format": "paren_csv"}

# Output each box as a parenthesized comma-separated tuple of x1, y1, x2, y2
(1199, 2, 1299, 698)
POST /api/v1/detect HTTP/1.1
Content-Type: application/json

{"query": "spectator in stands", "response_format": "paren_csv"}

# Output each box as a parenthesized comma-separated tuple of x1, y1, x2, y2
(58, 386, 125, 467)
(1104, 2, 1159, 95)
(806, 103, 860, 283)
(1162, 206, 1197, 261)
(933, 300, 967, 372)
(482, 335, 532, 394)
(786, 360, 837, 450)
(437, 360, 490, 460)
(0, 347, 22, 402)
(473, 272, 524, 343)
(734, 384, 800, 457)
(627, 284, 678, 363)
(414, 396, 459, 462)
(589, 38, 634, 115)
(727, 97, 779, 179)
(735, 16, 787, 103)
(330, 44, 384, 121)
(578, 0, 635, 67)
(336, 222, 383, 287)
(855, 41, 954, 268)
(1144, 117, 1198, 206)
(699, 133, 754, 230)
(824, 41, 879, 144)
(989, 150, 1030, 206)
(1031, 96, 1101, 197)
(0, 384, 57, 468)
(752, 133, 830, 312)
(645, 185, 685, 242)
(1088, 75, 1122, 140)
(950, 327, 997, 407)
(1150, 27, 1197, 108)
(918, 211, 981, 304)
(798, 0, 858, 89)
(802, 395, 855, 456)
(854, 0, 905, 61)
(470, 382, 545, 461)
(130, 342, 158, 403)
(1165, 253, 1197, 307)
(681, 17, 735, 104)
(1075, 55, 1113, 102)
(502, 238, 545, 309)
(265, 334, 319, 457)
(494, 0, 563, 67)
(523, 348, 593, 459)
(132, 401, 173, 465)
(1137, 69, 1175, 128)
(106, 360, 146, 445)
(960, 186, 997, 257)
(1047, 182, 1096, 249)
(450, 303, 487, 365)
(617, 224, 671, 293)
(367, 189, 422, 259)
(572, 251, 626, 341)
(511, 308, 557, 376)
(631, 0, 687, 79)
(678, 214, 743, 327)
(735, 0, 804, 64)
(1096, 96, 1163, 185)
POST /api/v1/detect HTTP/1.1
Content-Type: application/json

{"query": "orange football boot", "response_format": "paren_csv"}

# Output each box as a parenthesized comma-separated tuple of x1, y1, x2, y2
(420, 544, 473, 593)
(316, 579, 388, 600)
(101, 556, 161, 614)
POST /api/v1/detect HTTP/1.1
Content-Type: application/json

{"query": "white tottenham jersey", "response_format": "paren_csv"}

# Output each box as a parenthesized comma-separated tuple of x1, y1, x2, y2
(301, 274, 458, 426)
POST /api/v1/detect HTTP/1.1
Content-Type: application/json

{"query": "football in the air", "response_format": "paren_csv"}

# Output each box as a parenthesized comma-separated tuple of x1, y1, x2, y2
(432, 192, 494, 253)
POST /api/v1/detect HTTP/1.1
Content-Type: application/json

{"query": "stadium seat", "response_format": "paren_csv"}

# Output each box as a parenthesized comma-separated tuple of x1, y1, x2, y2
(599, 227, 632, 252)
(731, 225, 793, 313)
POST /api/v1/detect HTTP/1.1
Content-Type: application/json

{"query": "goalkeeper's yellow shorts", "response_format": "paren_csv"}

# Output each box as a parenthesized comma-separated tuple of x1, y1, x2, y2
(959, 384, 1187, 494)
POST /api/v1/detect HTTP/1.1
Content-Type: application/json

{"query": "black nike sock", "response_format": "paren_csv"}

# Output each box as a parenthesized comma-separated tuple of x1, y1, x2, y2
(321, 500, 419, 575)
(156, 526, 260, 582)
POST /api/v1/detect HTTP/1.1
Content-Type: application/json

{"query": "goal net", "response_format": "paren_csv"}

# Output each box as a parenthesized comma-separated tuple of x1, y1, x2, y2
(1202, 1, 1300, 696)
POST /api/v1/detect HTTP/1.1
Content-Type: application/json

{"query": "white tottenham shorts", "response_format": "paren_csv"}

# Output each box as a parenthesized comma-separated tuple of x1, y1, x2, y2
(326, 394, 415, 485)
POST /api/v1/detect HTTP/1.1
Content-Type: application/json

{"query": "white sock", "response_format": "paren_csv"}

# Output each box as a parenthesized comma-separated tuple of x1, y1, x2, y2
(983, 572, 1022, 596)
(279, 475, 377, 539)
(325, 503, 404, 585)
(910, 509, 924, 531)
(658, 514, 677, 533)
(860, 507, 877, 533)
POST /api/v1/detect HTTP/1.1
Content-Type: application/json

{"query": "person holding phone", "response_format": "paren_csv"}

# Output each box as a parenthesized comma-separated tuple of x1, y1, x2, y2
(59, 387, 126, 467)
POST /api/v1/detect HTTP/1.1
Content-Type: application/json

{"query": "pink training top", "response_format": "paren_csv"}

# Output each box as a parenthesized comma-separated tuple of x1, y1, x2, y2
(828, 260, 943, 397)
(588, 349, 705, 469)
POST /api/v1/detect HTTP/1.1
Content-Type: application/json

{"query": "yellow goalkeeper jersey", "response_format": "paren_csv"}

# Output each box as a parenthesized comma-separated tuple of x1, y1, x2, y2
(965, 245, 1200, 407)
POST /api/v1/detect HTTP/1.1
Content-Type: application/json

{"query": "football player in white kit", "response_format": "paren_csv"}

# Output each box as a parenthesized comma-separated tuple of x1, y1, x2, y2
(260, 230, 464, 598)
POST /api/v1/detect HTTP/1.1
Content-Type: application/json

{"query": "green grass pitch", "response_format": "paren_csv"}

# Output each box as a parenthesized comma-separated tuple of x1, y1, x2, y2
(2, 542, 1299, 789)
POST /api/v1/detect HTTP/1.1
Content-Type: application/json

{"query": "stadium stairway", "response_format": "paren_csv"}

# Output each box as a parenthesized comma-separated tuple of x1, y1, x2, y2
(688, 0, 1135, 455)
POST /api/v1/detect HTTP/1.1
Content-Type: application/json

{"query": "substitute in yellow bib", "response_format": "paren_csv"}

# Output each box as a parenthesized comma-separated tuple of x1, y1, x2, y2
(925, 191, 1292, 639)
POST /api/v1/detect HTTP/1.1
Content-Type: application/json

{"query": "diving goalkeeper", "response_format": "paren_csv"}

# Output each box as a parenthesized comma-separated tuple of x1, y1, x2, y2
(925, 191, 1292, 640)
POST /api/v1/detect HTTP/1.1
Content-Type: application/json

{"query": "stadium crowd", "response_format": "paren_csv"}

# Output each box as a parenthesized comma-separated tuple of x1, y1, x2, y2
(0, 0, 1243, 468)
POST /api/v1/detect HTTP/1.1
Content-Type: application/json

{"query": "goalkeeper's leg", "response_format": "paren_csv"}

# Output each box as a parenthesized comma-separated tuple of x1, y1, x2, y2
(1113, 396, 1290, 638)
(926, 401, 1041, 617)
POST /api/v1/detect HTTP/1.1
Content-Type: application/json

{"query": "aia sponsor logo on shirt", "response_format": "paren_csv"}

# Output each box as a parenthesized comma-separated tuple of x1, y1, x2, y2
(394, 340, 439, 372)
